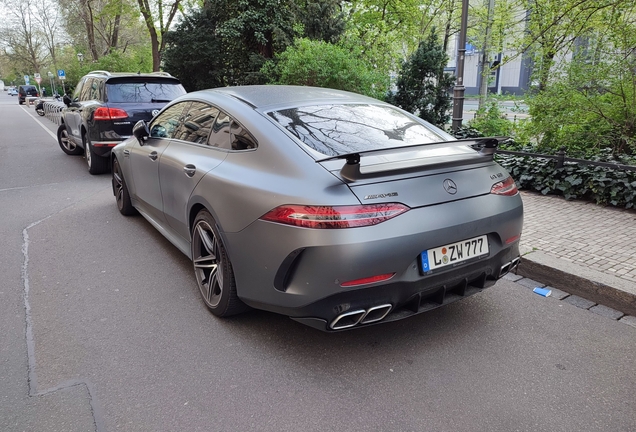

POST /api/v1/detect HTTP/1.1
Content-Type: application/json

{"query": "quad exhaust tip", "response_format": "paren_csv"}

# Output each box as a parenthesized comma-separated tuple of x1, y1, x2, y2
(330, 304, 393, 330)
(499, 256, 521, 278)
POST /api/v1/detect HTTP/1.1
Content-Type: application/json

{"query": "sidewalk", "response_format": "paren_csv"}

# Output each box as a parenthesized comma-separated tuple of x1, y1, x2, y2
(515, 190, 636, 317)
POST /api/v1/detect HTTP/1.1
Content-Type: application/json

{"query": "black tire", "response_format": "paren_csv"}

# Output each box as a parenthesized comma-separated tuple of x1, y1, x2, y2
(191, 210, 248, 317)
(84, 133, 109, 175)
(57, 124, 83, 155)
(36, 107, 45, 116)
(112, 157, 138, 216)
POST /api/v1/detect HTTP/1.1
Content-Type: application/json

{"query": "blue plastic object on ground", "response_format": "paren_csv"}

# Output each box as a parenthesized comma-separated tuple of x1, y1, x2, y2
(533, 287, 552, 297)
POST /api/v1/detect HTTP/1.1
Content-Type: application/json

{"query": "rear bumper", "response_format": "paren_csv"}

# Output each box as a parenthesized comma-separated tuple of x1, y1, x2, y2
(224, 193, 524, 329)
(91, 141, 122, 157)
(242, 243, 520, 331)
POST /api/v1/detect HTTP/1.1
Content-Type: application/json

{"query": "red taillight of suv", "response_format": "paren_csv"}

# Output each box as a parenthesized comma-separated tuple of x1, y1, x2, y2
(93, 107, 128, 121)
(260, 203, 410, 228)
(490, 176, 519, 196)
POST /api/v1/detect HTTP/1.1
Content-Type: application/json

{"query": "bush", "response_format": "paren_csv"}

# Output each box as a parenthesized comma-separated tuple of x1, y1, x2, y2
(496, 153, 636, 208)
(467, 100, 514, 137)
(261, 38, 388, 99)
(387, 28, 455, 127)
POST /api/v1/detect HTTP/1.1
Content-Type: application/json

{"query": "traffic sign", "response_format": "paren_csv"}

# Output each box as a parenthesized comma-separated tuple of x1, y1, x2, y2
(57, 69, 66, 80)
(34, 73, 42, 84)
(24, 75, 30, 85)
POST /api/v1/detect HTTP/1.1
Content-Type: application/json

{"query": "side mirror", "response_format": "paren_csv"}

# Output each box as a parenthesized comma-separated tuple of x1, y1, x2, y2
(132, 120, 150, 144)
(62, 94, 71, 107)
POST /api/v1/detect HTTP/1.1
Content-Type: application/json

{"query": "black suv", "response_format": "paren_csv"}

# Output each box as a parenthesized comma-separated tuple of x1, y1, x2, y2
(18, 85, 39, 104)
(57, 70, 186, 174)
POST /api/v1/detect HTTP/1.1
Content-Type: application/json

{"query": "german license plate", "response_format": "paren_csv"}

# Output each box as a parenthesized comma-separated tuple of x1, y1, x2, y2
(420, 235, 489, 272)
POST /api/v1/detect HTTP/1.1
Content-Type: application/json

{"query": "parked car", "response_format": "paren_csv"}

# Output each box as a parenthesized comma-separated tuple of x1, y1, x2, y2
(57, 70, 186, 174)
(18, 85, 39, 104)
(111, 85, 523, 331)
(8, 87, 18, 96)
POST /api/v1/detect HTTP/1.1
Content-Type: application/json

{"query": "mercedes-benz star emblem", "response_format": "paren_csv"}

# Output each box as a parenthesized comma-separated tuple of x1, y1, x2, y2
(443, 179, 458, 195)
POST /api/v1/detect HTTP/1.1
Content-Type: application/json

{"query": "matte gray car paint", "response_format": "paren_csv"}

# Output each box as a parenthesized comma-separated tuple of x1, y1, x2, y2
(112, 85, 524, 327)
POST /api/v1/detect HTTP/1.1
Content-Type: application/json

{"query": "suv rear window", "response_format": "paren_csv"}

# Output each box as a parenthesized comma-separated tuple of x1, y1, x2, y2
(105, 79, 186, 103)
(268, 104, 444, 157)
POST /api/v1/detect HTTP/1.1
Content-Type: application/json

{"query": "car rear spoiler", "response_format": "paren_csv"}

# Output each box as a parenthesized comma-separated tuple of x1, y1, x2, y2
(316, 137, 509, 182)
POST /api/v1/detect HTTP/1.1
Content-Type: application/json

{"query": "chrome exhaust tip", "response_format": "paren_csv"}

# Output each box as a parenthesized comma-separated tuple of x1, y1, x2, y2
(330, 309, 366, 330)
(510, 257, 520, 271)
(360, 304, 392, 324)
(499, 262, 512, 277)
(499, 256, 521, 278)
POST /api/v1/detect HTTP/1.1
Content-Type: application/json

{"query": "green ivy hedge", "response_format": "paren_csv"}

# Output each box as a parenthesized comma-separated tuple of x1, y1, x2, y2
(495, 154, 636, 209)
(451, 127, 636, 209)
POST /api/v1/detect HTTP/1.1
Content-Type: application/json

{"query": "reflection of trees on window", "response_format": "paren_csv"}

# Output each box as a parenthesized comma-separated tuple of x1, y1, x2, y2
(208, 111, 231, 148)
(270, 104, 442, 156)
(106, 81, 184, 103)
(150, 103, 188, 139)
(176, 102, 219, 144)
(230, 121, 257, 150)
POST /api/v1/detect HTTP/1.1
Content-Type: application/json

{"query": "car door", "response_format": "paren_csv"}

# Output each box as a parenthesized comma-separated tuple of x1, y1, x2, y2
(159, 102, 228, 241)
(64, 78, 88, 144)
(129, 101, 189, 224)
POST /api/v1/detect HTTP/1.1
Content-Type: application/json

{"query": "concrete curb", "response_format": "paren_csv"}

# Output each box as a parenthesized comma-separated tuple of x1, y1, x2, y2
(515, 250, 636, 316)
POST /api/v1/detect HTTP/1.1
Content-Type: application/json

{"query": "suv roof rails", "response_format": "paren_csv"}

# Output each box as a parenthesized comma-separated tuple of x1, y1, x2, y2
(87, 70, 111, 76)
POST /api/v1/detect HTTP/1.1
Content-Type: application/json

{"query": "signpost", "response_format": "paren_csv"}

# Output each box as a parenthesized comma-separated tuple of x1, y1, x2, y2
(24, 75, 30, 85)
(34, 73, 42, 95)
(57, 69, 66, 95)
(47, 71, 56, 96)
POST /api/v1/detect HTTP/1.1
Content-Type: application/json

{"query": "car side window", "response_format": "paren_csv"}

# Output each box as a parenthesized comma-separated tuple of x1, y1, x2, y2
(175, 102, 219, 145)
(230, 121, 257, 150)
(80, 78, 94, 101)
(149, 102, 188, 139)
(73, 78, 86, 102)
(207, 111, 231, 149)
(88, 79, 101, 101)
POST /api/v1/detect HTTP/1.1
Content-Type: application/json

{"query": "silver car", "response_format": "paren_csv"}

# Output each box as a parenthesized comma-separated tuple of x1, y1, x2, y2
(111, 85, 523, 331)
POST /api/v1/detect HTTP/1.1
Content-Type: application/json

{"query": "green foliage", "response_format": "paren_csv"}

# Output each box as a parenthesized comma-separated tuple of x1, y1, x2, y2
(163, 0, 308, 89)
(294, 0, 346, 43)
(162, 7, 227, 91)
(525, 54, 636, 156)
(387, 29, 455, 127)
(496, 153, 636, 208)
(468, 100, 514, 136)
(261, 38, 389, 99)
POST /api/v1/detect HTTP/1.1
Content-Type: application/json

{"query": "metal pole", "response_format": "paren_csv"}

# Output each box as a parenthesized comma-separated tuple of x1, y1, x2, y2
(452, 0, 470, 132)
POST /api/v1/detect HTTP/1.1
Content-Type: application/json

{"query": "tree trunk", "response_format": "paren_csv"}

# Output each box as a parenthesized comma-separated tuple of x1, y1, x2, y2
(477, 0, 494, 109)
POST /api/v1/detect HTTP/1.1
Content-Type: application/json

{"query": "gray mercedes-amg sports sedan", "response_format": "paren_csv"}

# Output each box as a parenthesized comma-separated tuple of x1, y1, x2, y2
(111, 85, 523, 331)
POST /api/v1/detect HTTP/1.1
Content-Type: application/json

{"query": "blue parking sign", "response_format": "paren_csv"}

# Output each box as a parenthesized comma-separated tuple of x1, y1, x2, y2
(57, 69, 66, 80)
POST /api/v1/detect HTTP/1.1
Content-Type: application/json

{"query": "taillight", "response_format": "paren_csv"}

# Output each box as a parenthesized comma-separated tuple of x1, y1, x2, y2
(340, 273, 395, 287)
(491, 176, 518, 196)
(93, 107, 128, 121)
(260, 203, 410, 228)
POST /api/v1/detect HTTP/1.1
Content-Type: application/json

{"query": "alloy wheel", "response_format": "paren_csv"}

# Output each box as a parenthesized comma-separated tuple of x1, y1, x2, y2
(113, 160, 124, 211)
(192, 220, 224, 308)
(60, 128, 76, 152)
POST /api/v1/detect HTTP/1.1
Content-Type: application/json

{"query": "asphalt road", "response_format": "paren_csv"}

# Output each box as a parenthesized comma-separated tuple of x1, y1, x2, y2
(1, 93, 634, 432)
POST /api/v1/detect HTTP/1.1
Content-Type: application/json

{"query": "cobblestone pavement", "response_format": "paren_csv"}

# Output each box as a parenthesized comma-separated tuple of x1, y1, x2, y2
(519, 191, 636, 283)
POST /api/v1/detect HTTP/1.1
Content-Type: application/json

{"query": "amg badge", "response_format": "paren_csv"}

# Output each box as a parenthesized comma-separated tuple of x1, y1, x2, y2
(364, 192, 398, 200)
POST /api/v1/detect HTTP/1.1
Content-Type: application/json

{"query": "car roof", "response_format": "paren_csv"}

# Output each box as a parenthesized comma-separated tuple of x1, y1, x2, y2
(200, 85, 383, 111)
(84, 71, 179, 81)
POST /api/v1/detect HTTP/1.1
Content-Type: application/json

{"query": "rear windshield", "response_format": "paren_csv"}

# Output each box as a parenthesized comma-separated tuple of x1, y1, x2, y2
(106, 80, 186, 103)
(268, 104, 444, 157)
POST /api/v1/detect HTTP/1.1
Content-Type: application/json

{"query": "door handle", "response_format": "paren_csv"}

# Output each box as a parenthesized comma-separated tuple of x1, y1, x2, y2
(123, 149, 130, 156)
(149, 151, 158, 161)
(183, 164, 196, 178)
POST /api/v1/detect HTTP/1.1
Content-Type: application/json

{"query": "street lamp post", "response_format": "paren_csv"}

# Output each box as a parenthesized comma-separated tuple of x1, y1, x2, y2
(452, 0, 470, 132)
(77, 53, 84, 64)
(47, 71, 56, 96)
